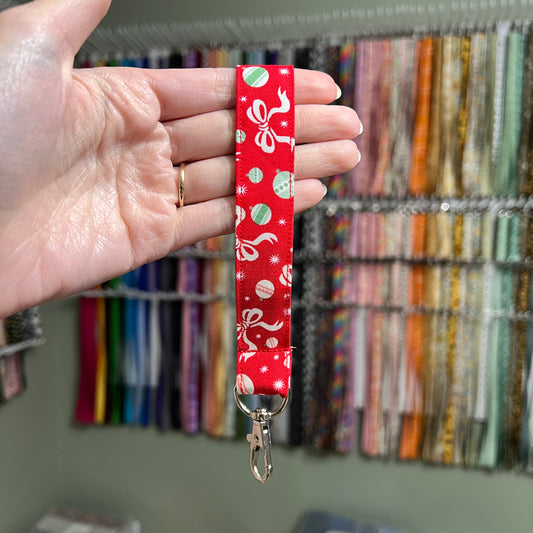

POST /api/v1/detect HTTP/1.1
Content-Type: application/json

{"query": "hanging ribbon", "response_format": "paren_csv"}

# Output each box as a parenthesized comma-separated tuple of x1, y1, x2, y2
(234, 65, 295, 398)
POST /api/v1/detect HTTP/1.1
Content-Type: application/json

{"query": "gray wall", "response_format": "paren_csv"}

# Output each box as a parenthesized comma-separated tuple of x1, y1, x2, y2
(0, 304, 63, 533)
(101, 0, 374, 24)
(99, 0, 533, 31)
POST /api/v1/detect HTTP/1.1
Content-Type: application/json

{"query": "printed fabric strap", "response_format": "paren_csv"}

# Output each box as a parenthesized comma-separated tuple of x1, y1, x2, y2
(234, 65, 295, 398)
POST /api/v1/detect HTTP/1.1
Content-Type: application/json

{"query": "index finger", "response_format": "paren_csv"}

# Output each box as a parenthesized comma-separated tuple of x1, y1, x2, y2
(145, 67, 339, 121)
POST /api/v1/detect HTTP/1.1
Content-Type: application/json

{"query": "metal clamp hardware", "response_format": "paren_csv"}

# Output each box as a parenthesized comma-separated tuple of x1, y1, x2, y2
(247, 409, 273, 483)
(233, 385, 290, 483)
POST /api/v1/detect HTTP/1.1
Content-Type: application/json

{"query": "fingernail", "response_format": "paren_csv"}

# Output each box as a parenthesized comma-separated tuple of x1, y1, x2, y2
(321, 183, 328, 198)
(356, 147, 362, 164)
(335, 84, 342, 100)
(359, 121, 364, 135)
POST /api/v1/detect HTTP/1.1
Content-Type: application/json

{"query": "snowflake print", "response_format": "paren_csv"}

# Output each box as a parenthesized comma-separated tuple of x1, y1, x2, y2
(236, 184, 248, 196)
(280, 120, 289, 128)
(278, 218, 287, 226)
(256, 334, 261, 339)
(283, 307, 292, 317)
(236, 270, 246, 281)
(279, 67, 290, 75)
(283, 292, 291, 299)
(269, 254, 280, 265)
(260, 366, 269, 374)
(240, 95, 248, 102)
(273, 379, 285, 392)
(245, 296, 250, 301)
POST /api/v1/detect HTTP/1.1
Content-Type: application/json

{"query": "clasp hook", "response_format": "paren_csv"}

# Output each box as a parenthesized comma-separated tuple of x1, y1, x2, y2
(247, 409, 272, 483)
(233, 385, 290, 483)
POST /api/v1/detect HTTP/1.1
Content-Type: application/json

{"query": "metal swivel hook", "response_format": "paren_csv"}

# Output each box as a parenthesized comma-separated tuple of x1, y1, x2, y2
(233, 385, 290, 483)
(247, 409, 273, 483)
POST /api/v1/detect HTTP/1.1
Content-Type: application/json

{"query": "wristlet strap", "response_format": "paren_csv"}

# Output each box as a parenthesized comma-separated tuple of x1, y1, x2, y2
(234, 65, 295, 482)
(235, 65, 295, 398)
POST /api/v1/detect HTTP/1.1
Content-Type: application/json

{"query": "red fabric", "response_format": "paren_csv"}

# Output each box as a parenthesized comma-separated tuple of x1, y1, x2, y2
(76, 297, 97, 423)
(235, 65, 295, 397)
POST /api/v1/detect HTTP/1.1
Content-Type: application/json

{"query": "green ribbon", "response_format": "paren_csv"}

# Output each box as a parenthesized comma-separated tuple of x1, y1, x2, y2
(494, 32, 526, 196)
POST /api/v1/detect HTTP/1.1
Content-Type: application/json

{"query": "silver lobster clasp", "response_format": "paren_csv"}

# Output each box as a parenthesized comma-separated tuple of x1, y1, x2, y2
(233, 385, 290, 483)
(247, 409, 273, 483)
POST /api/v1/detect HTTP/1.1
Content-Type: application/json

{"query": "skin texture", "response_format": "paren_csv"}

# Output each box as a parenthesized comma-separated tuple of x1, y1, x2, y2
(0, 0, 362, 318)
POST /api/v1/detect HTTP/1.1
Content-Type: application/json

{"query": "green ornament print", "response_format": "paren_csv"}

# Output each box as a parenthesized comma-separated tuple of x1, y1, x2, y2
(272, 170, 294, 199)
(251, 203, 272, 225)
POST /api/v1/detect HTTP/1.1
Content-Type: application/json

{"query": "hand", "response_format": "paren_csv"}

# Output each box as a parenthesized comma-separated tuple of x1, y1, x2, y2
(0, 0, 361, 318)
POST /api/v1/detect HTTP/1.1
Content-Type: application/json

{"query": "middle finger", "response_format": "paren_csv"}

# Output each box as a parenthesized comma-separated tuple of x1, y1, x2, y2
(165, 104, 361, 164)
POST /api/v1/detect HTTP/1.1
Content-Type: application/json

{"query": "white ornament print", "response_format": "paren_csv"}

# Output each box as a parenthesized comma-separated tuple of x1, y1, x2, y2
(237, 308, 283, 352)
(246, 87, 295, 154)
(255, 279, 275, 300)
(235, 205, 277, 262)
(266, 337, 278, 348)
(279, 264, 292, 287)
(236, 373, 254, 394)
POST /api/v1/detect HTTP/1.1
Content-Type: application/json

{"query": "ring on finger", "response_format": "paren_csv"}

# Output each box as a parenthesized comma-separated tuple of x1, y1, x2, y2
(178, 162, 186, 208)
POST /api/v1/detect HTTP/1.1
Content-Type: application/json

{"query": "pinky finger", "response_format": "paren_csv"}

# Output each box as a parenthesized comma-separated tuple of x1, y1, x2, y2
(173, 196, 236, 249)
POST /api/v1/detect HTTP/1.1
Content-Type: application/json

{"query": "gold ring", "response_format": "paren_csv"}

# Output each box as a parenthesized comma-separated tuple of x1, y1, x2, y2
(178, 162, 186, 208)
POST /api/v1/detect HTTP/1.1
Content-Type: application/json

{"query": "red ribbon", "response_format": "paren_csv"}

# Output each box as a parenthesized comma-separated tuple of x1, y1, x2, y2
(235, 65, 295, 397)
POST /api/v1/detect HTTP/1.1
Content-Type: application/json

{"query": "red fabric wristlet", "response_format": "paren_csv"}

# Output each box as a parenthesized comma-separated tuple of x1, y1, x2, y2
(235, 65, 295, 398)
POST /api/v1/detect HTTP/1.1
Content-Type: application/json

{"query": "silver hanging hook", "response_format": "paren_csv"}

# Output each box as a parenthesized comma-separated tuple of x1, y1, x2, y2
(233, 385, 290, 483)
(246, 408, 273, 483)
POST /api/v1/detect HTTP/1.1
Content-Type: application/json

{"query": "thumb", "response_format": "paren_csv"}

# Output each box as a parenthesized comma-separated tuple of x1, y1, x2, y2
(22, 0, 111, 59)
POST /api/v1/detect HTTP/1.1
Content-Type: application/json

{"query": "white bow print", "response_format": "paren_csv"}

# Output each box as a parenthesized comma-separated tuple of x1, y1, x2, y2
(236, 234, 278, 262)
(237, 308, 283, 353)
(235, 205, 277, 261)
(246, 87, 295, 154)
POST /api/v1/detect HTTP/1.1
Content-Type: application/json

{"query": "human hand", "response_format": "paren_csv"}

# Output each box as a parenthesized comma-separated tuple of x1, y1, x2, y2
(0, 0, 361, 318)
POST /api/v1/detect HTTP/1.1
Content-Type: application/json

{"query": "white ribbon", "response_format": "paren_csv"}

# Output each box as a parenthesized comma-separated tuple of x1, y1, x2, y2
(235, 205, 277, 261)
(236, 233, 278, 261)
(237, 308, 283, 353)
(246, 87, 294, 154)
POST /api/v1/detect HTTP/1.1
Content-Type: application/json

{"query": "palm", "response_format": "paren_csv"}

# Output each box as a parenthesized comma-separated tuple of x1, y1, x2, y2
(2, 61, 182, 310)
(58, 70, 182, 280)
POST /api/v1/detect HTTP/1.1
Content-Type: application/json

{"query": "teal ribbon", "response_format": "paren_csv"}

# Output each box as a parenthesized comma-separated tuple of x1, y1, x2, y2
(494, 32, 526, 196)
